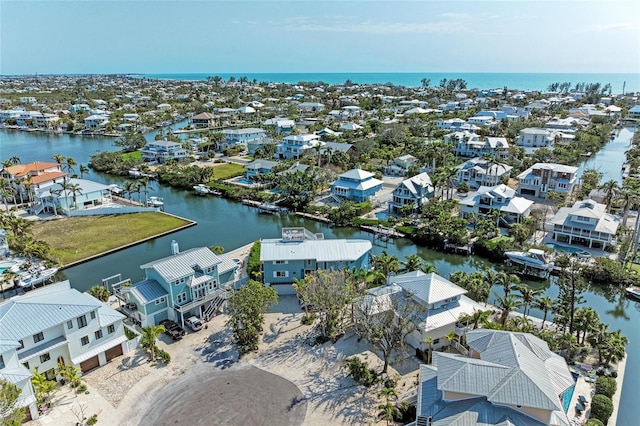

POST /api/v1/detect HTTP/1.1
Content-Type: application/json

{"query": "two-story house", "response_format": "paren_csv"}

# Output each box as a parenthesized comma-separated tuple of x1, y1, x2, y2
(330, 168, 383, 202)
(413, 329, 574, 426)
(385, 154, 419, 176)
(360, 271, 484, 351)
(0, 281, 128, 380)
(516, 128, 553, 148)
(32, 178, 114, 216)
(517, 163, 578, 198)
(114, 242, 239, 326)
(549, 199, 620, 250)
(459, 184, 534, 225)
(260, 228, 372, 294)
(451, 133, 509, 159)
(388, 172, 434, 214)
(220, 128, 267, 152)
(191, 112, 216, 128)
(141, 140, 189, 163)
(1, 161, 67, 203)
(275, 134, 322, 160)
(0, 340, 38, 420)
(83, 114, 109, 129)
(455, 157, 513, 189)
(245, 159, 280, 180)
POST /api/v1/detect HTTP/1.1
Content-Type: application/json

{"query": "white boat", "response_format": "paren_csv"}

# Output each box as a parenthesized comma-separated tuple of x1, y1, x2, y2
(193, 184, 211, 195)
(505, 248, 553, 271)
(625, 286, 640, 300)
(18, 267, 59, 288)
(107, 184, 124, 195)
(147, 196, 164, 207)
(128, 168, 142, 177)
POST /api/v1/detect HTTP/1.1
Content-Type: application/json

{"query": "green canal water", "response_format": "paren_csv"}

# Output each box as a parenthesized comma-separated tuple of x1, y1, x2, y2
(2, 126, 638, 425)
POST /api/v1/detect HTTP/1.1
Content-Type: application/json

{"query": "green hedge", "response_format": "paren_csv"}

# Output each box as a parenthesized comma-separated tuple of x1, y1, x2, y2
(246, 241, 262, 280)
(590, 394, 613, 424)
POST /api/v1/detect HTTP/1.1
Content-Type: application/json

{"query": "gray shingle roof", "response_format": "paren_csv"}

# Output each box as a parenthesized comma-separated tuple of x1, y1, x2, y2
(140, 247, 223, 282)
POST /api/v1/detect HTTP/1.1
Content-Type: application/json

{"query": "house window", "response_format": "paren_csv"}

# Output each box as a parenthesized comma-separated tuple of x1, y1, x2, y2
(33, 332, 44, 343)
(155, 298, 164, 305)
(18, 340, 24, 350)
(432, 339, 440, 345)
(107, 324, 115, 334)
(90, 311, 96, 320)
(95, 330, 103, 340)
(67, 320, 73, 329)
(274, 260, 287, 264)
(23, 361, 29, 370)
(40, 353, 51, 363)
(77, 315, 88, 328)
(177, 293, 187, 304)
(81, 336, 89, 346)
(275, 271, 288, 278)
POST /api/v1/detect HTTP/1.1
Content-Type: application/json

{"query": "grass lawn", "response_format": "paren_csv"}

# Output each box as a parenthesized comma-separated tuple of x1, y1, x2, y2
(30, 212, 192, 265)
(212, 163, 245, 180)
(122, 151, 142, 161)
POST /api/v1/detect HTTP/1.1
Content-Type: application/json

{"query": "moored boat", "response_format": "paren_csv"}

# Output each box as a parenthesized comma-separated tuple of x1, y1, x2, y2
(505, 248, 553, 271)
(18, 267, 59, 288)
(146, 196, 164, 207)
(625, 286, 640, 300)
(193, 184, 211, 195)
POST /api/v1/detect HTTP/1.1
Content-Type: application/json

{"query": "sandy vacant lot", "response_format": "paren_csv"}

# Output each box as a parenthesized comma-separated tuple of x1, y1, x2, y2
(31, 295, 418, 426)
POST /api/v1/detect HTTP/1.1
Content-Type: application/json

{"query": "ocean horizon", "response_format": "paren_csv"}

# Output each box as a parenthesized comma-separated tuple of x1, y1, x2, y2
(139, 72, 640, 93)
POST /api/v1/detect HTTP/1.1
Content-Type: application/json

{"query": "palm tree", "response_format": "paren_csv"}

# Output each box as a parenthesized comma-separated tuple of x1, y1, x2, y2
(496, 272, 520, 297)
(123, 181, 136, 204)
(494, 293, 522, 329)
(445, 331, 457, 351)
(400, 254, 425, 272)
(517, 285, 541, 318)
(373, 251, 400, 277)
(52, 153, 65, 164)
(141, 325, 165, 362)
(602, 330, 628, 366)
(87, 285, 110, 302)
(64, 157, 78, 176)
(535, 295, 554, 328)
(599, 179, 620, 212)
(421, 336, 434, 364)
(209, 245, 224, 255)
(79, 164, 90, 178)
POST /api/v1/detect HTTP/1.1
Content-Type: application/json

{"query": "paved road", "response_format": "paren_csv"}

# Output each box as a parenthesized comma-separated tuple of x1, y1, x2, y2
(139, 363, 307, 426)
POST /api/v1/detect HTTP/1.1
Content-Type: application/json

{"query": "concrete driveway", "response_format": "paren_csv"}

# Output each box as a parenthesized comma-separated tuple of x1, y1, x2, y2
(140, 363, 307, 426)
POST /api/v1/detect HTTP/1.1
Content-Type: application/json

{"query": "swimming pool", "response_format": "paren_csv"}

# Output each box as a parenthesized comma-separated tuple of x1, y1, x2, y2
(375, 212, 389, 220)
(562, 372, 579, 412)
(546, 243, 591, 257)
(236, 178, 254, 185)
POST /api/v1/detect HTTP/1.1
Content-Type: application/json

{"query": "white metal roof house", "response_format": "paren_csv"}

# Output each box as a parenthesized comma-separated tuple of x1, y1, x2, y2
(459, 184, 534, 226)
(0, 281, 128, 385)
(549, 199, 620, 250)
(260, 228, 372, 294)
(330, 168, 383, 203)
(517, 163, 578, 199)
(0, 339, 38, 420)
(142, 140, 189, 163)
(455, 157, 513, 189)
(516, 128, 553, 148)
(412, 329, 574, 426)
(362, 271, 485, 350)
(275, 134, 321, 160)
(388, 172, 434, 214)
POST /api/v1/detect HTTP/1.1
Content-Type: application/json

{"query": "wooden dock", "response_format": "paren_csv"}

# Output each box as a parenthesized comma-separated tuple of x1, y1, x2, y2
(295, 211, 332, 224)
(360, 225, 406, 239)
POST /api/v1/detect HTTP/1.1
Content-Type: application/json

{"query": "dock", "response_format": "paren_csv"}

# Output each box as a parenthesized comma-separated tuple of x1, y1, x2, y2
(443, 237, 476, 255)
(295, 211, 332, 224)
(242, 199, 287, 214)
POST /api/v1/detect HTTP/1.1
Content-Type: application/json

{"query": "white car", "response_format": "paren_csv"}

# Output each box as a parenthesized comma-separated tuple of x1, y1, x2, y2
(185, 316, 203, 331)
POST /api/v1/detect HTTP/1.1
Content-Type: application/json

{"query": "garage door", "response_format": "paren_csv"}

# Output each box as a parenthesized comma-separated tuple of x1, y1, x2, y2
(154, 310, 169, 324)
(105, 344, 124, 361)
(520, 188, 537, 196)
(80, 356, 100, 373)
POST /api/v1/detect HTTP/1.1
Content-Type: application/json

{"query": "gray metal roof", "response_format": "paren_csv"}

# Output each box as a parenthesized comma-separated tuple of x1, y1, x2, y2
(0, 282, 100, 340)
(390, 271, 466, 305)
(129, 279, 168, 304)
(140, 247, 223, 282)
(260, 238, 371, 262)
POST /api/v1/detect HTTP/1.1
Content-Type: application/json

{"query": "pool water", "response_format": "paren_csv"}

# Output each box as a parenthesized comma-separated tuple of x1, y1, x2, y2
(562, 372, 580, 412)
(375, 212, 389, 220)
(236, 178, 254, 185)
(546, 243, 590, 256)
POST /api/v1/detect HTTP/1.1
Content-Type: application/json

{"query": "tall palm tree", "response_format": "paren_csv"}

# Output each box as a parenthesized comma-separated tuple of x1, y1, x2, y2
(517, 285, 541, 318)
(52, 153, 65, 164)
(64, 157, 78, 176)
(79, 164, 90, 178)
(122, 181, 136, 204)
(421, 336, 434, 364)
(599, 179, 620, 212)
(535, 295, 554, 328)
(373, 251, 400, 277)
(87, 285, 110, 302)
(496, 272, 520, 297)
(400, 254, 425, 272)
(494, 293, 522, 329)
(141, 325, 165, 362)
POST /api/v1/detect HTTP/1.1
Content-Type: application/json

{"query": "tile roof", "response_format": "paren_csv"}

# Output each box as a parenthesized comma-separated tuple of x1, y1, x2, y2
(4, 161, 61, 177)
(27, 171, 68, 185)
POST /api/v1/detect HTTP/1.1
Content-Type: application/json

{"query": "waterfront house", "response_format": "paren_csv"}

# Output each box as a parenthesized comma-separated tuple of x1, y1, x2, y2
(455, 157, 512, 189)
(385, 154, 419, 176)
(1, 161, 67, 203)
(0, 280, 128, 380)
(220, 127, 266, 151)
(275, 134, 321, 160)
(388, 172, 434, 214)
(516, 128, 553, 148)
(549, 199, 620, 250)
(142, 140, 189, 163)
(32, 178, 114, 216)
(362, 271, 484, 351)
(413, 329, 574, 426)
(114, 243, 239, 326)
(275, 119, 295, 135)
(298, 102, 325, 113)
(260, 227, 372, 294)
(459, 184, 533, 225)
(517, 163, 578, 198)
(0, 339, 38, 420)
(70, 104, 90, 113)
(628, 105, 640, 120)
(452, 134, 509, 159)
(330, 168, 383, 202)
(245, 159, 280, 179)
(191, 112, 216, 128)
(83, 114, 109, 130)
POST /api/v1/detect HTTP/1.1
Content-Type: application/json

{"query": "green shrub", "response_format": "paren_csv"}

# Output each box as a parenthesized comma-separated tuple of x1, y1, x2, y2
(300, 313, 316, 325)
(246, 241, 262, 280)
(124, 326, 138, 340)
(585, 419, 604, 426)
(595, 376, 617, 398)
(590, 394, 613, 424)
(155, 347, 171, 364)
(345, 357, 380, 388)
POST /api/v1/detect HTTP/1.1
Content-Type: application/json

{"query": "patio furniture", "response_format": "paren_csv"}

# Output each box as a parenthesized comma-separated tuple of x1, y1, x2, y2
(578, 395, 589, 405)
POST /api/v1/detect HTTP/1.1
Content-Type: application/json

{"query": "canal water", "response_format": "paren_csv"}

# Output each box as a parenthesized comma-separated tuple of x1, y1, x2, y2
(1, 126, 638, 425)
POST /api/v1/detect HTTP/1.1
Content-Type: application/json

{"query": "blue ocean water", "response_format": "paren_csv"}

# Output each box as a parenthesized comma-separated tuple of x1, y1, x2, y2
(140, 72, 639, 93)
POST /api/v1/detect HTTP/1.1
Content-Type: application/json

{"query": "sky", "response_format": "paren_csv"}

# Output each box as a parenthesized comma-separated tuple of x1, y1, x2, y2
(1, 0, 639, 75)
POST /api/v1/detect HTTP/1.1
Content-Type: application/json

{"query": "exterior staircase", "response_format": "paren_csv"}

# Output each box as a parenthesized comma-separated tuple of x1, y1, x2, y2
(202, 289, 232, 321)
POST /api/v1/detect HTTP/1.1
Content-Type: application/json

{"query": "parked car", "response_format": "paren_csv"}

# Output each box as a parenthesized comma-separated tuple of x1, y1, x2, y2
(185, 316, 203, 331)
(159, 319, 185, 340)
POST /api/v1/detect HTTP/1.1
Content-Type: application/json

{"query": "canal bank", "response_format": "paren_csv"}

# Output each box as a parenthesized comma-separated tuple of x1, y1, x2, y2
(2, 125, 639, 425)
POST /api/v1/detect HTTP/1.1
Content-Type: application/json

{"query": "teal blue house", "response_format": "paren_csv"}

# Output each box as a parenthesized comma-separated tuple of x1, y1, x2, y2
(260, 228, 372, 295)
(114, 242, 238, 327)
(330, 168, 383, 202)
